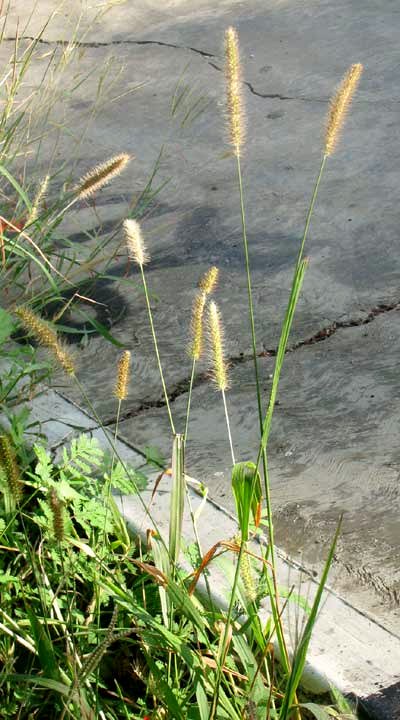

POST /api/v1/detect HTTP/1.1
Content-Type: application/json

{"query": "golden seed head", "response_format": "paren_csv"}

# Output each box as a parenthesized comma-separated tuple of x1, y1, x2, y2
(115, 349, 131, 400)
(198, 266, 219, 295)
(324, 63, 363, 157)
(208, 300, 229, 391)
(49, 488, 65, 542)
(188, 291, 206, 360)
(15, 306, 76, 376)
(225, 26, 245, 155)
(123, 218, 150, 267)
(15, 306, 58, 347)
(53, 342, 76, 376)
(75, 153, 131, 200)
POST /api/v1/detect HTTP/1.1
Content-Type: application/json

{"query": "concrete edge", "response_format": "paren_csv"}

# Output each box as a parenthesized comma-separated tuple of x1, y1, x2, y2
(7, 385, 400, 719)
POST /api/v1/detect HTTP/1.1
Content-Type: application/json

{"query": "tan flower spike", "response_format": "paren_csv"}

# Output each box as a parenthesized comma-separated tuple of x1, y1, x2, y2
(324, 64, 363, 156)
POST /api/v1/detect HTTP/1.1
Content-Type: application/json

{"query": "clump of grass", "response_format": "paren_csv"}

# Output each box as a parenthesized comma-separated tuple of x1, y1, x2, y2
(1, 16, 364, 720)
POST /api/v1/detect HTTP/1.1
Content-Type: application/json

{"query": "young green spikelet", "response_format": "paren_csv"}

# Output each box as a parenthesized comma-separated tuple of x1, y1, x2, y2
(189, 266, 219, 360)
(15, 306, 75, 376)
(240, 547, 257, 603)
(208, 301, 229, 391)
(0, 435, 22, 502)
(75, 153, 131, 200)
(225, 26, 245, 156)
(49, 488, 65, 542)
(123, 218, 150, 267)
(115, 349, 131, 400)
(324, 63, 363, 156)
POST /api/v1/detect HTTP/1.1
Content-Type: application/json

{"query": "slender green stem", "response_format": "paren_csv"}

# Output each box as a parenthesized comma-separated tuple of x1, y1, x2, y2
(236, 152, 278, 634)
(140, 265, 175, 434)
(209, 539, 245, 720)
(236, 154, 264, 434)
(221, 389, 235, 466)
(184, 357, 196, 443)
(295, 153, 327, 271)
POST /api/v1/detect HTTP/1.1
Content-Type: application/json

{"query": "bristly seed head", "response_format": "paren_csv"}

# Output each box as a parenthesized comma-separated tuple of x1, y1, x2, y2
(198, 266, 219, 295)
(123, 219, 150, 267)
(29, 174, 50, 223)
(225, 26, 245, 156)
(208, 300, 229, 391)
(49, 488, 65, 542)
(324, 63, 363, 157)
(75, 153, 131, 200)
(115, 350, 131, 400)
(0, 434, 22, 502)
(15, 306, 75, 376)
(188, 291, 206, 360)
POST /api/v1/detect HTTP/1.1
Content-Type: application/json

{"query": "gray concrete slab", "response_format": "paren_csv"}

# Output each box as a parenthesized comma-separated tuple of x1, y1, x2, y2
(4, 0, 400, 647)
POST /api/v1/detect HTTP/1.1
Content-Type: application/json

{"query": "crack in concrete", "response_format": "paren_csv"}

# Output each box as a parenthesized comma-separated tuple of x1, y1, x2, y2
(102, 299, 400, 426)
(3, 34, 216, 58)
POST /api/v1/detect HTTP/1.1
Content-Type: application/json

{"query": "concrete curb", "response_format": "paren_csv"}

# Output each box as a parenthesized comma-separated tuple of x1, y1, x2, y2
(6, 385, 400, 719)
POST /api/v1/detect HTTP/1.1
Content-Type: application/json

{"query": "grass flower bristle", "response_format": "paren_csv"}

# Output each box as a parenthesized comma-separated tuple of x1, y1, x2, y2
(198, 266, 219, 295)
(208, 301, 229, 391)
(29, 174, 50, 223)
(225, 26, 245, 156)
(115, 349, 131, 400)
(324, 63, 363, 156)
(49, 488, 65, 542)
(124, 218, 150, 267)
(75, 153, 130, 200)
(189, 291, 206, 360)
(15, 306, 75, 376)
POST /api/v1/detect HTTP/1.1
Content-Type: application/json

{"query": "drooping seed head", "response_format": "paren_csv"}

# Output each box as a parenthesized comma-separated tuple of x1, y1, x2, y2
(198, 266, 219, 295)
(75, 153, 131, 200)
(123, 218, 150, 267)
(208, 300, 229, 391)
(115, 350, 131, 400)
(15, 306, 76, 376)
(324, 63, 363, 157)
(225, 26, 245, 155)
(188, 291, 206, 360)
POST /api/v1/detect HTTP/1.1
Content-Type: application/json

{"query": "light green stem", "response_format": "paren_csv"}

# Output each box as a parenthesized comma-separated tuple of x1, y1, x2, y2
(222, 389, 235, 466)
(208, 539, 245, 720)
(140, 265, 175, 434)
(184, 357, 196, 443)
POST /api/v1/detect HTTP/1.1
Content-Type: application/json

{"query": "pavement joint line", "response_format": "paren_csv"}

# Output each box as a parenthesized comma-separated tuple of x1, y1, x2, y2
(5, 35, 398, 107)
(100, 298, 400, 426)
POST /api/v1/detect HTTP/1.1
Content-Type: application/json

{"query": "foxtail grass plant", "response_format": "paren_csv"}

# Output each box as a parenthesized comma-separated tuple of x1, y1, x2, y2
(2, 20, 364, 720)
